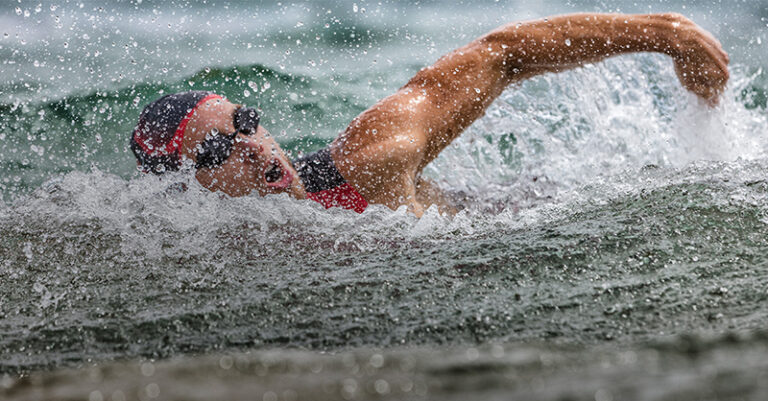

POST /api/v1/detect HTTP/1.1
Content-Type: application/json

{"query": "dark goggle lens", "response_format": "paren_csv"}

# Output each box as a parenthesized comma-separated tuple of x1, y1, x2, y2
(234, 107, 260, 134)
(194, 131, 236, 169)
(195, 107, 260, 169)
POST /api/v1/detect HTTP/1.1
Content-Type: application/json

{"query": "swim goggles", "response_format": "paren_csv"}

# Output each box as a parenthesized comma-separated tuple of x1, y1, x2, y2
(194, 106, 260, 169)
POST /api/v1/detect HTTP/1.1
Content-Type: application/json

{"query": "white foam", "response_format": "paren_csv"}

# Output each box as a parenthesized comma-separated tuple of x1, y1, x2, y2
(427, 56, 768, 206)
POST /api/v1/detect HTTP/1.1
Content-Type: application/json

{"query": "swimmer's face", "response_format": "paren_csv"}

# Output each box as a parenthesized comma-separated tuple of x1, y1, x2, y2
(180, 98, 303, 197)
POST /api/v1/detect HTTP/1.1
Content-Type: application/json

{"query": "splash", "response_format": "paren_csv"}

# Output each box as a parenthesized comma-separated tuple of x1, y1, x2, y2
(428, 56, 768, 209)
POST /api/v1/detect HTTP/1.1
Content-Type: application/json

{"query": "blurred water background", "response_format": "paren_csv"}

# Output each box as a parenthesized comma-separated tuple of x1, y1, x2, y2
(2, 0, 768, 399)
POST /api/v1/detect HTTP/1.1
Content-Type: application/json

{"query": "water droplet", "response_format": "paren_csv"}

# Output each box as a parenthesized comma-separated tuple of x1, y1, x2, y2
(30, 145, 44, 157)
(262, 392, 277, 401)
(88, 390, 103, 401)
(141, 363, 155, 377)
(353, 3, 358, 12)
(374, 379, 390, 394)
(370, 354, 384, 368)
(219, 356, 234, 370)
(565, 39, 571, 46)
(243, 89, 250, 97)
(144, 383, 159, 398)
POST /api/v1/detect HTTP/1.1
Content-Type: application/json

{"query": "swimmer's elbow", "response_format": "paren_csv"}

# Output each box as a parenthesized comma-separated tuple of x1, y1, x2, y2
(476, 30, 532, 80)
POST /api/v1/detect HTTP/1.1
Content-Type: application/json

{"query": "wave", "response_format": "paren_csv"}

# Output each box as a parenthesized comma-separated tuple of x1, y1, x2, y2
(3, 157, 768, 373)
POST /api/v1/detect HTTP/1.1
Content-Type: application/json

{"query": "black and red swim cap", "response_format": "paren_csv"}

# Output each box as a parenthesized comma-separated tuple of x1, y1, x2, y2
(130, 91, 223, 174)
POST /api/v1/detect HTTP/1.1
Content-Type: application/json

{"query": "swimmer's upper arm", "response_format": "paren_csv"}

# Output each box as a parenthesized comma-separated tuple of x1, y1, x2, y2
(331, 97, 428, 208)
(399, 39, 512, 170)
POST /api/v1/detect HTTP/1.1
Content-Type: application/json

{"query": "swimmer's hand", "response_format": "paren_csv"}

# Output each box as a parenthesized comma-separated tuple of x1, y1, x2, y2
(663, 14, 730, 106)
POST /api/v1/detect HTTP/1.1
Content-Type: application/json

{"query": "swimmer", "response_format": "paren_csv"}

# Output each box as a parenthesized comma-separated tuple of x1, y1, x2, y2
(130, 13, 729, 217)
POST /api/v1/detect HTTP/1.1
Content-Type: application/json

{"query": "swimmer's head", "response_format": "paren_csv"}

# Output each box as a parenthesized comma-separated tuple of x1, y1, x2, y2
(130, 91, 219, 174)
(130, 91, 303, 197)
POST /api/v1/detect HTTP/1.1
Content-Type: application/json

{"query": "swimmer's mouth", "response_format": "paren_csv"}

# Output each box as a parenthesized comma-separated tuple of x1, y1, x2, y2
(263, 158, 293, 189)
(265, 160, 283, 183)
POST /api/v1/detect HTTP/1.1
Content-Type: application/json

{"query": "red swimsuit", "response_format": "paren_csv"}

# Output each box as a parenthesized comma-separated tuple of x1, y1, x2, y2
(292, 148, 368, 213)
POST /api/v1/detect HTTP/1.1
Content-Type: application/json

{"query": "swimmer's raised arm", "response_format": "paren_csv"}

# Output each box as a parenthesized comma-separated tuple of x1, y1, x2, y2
(399, 13, 729, 166)
(332, 13, 729, 214)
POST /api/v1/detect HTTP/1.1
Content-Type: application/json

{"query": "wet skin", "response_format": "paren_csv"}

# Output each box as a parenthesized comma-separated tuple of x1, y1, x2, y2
(180, 13, 729, 217)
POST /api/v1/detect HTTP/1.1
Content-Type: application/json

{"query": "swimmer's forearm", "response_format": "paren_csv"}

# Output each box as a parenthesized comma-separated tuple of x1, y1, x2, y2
(484, 13, 683, 79)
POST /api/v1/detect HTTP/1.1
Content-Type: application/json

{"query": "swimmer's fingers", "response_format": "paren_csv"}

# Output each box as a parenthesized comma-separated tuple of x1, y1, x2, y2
(665, 14, 730, 105)
(674, 60, 728, 106)
(674, 49, 729, 106)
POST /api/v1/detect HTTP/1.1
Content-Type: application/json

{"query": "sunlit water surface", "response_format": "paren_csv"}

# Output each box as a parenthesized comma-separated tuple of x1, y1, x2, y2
(2, 0, 768, 399)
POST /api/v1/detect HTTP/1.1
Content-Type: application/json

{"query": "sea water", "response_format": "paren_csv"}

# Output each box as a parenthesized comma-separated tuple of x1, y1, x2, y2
(2, 0, 768, 399)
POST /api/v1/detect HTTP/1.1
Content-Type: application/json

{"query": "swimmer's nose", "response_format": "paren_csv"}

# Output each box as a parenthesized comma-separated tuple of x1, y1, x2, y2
(233, 133, 264, 159)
